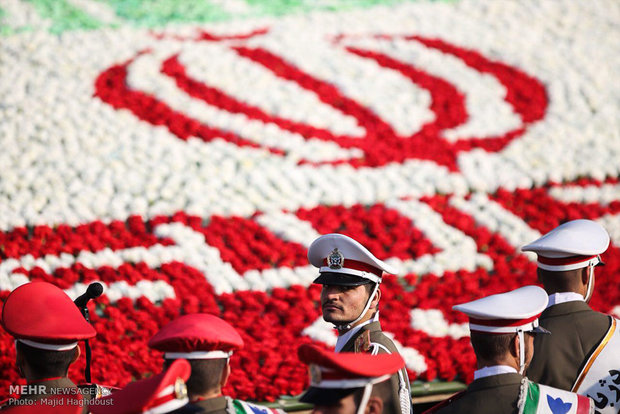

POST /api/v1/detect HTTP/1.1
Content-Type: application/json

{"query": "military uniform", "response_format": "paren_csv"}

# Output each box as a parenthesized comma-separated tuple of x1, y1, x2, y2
(435, 372, 522, 414)
(298, 343, 406, 414)
(148, 314, 283, 414)
(522, 219, 613, 393)
(308, 233, 413, 414)
(91, 359, 193, 414)
(427, 286, 592, 414)
(191, 397, 228, 414)
(338, 320, 412, 414)
(527, 300, 611, 390)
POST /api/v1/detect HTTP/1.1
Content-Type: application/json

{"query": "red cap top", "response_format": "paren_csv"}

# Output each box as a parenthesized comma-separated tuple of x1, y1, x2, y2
(91, 359, 191, 414)
(1, 282, 96, 347)
(148, 314, 244, 359)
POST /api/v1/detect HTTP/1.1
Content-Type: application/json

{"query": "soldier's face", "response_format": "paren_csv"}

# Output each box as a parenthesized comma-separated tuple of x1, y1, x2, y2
(321, 284, 370, 324)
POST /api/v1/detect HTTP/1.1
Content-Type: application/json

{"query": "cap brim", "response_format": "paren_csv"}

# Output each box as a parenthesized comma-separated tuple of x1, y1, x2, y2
(312, 272, 372, 286)
(531, 326, 550, 335)
(299, 387, 359, 406)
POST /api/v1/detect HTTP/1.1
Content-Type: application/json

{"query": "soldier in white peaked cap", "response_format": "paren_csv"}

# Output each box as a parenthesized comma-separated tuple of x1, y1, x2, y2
(308, 234, 412, 414)
(523, 220, 618, 412)
(427, 286, 592, 414)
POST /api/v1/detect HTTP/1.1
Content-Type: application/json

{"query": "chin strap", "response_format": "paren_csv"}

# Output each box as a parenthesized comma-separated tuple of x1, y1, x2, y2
(335, 283, 380, 331)
(517, 329, 526, 375)
(356, 383, 373, 414)
(584, 265, 595, 303)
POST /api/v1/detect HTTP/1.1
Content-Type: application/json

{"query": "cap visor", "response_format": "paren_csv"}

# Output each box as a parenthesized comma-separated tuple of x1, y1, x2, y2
(531, 326, 551, 335)
(313, 272, 372, 286)
(299, 387, 359, 406)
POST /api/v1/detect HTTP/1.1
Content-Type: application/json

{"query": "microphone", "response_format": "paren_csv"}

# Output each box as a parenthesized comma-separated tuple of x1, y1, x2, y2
(74, 282, 104, 309)
(73, 282, 103, 385)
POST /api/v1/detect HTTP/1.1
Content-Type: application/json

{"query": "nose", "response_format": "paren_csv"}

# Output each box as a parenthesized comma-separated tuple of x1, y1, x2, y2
(322, 285, 342, 299)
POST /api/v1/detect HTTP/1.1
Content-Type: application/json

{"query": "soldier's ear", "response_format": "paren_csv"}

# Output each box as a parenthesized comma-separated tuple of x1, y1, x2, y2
(72, 346, 81, 364)
(580, 267, 589, 285)
(368, 288, 381, 310)
(364, 396, 383, 414)
(220, 360, 231, 388)
(510, 334, 520, 358)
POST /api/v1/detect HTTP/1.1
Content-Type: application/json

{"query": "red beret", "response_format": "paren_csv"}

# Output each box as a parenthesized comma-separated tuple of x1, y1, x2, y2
(2, 282, 96, 350)
(148, 314, 243, 359)
(297, 344, 405, 406)
(91, 359, 191, 414)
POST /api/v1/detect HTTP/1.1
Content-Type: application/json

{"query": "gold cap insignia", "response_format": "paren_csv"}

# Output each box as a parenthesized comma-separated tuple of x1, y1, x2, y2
(174, 377, 188, 400)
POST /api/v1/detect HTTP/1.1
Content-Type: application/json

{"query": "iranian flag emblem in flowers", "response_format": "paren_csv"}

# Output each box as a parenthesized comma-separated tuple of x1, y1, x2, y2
(1, 0, 619, 405)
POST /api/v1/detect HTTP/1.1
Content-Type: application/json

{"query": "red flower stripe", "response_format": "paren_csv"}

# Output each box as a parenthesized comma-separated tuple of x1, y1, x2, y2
(296, 203, 439, 260)
(0, 216, 172, 260)
(408, 35, 548, 124)
(160, 55, 339, 143)
(94, 59, 285, 156)
(491, 187, 620, 235)
(173, 213, 309, 274)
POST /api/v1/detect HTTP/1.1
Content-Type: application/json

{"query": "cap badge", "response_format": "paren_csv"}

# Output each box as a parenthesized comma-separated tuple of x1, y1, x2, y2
(327, 248, 344, 269)
(309, 364, 322, 385)
(174, 377, 188, 400)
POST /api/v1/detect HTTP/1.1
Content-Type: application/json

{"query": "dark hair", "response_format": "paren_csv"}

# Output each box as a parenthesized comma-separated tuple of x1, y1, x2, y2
(352, 379, 395, 414)
(16, 341, 77, 379)
(469, 332, 514, 361)
(538, 268, 584, 293)
(165, 358, 228, 397)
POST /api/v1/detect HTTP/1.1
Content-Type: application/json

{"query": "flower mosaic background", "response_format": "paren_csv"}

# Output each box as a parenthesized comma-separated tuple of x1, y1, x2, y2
(1, 0, 620, 403)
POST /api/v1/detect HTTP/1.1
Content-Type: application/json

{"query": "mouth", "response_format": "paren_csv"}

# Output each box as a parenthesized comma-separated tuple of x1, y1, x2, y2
(322, 303, 342, 311)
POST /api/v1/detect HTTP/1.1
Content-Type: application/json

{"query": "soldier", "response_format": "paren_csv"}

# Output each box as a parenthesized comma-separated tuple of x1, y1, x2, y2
(297, 343, 406, 414)
(148, 313, 283, 414)
(0, 282, 97, 413)
(91, 359, 198, 414)
(523, 220, 619, 412)
(427, 286, 592, 414)
(307, 234, 412, 414)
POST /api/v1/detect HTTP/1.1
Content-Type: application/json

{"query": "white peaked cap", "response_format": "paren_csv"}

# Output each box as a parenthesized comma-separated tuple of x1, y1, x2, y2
(453, 286, 550, 334)
(308, 233, 399, 285)
(522, 219, 610, 271)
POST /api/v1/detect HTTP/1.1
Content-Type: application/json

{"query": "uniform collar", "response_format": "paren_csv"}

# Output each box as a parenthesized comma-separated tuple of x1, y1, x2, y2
(193, 395, 228, 412)
(335, 312, 379, 352)
(547, 292, 584, 308)
(473, 365, 518, 380)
